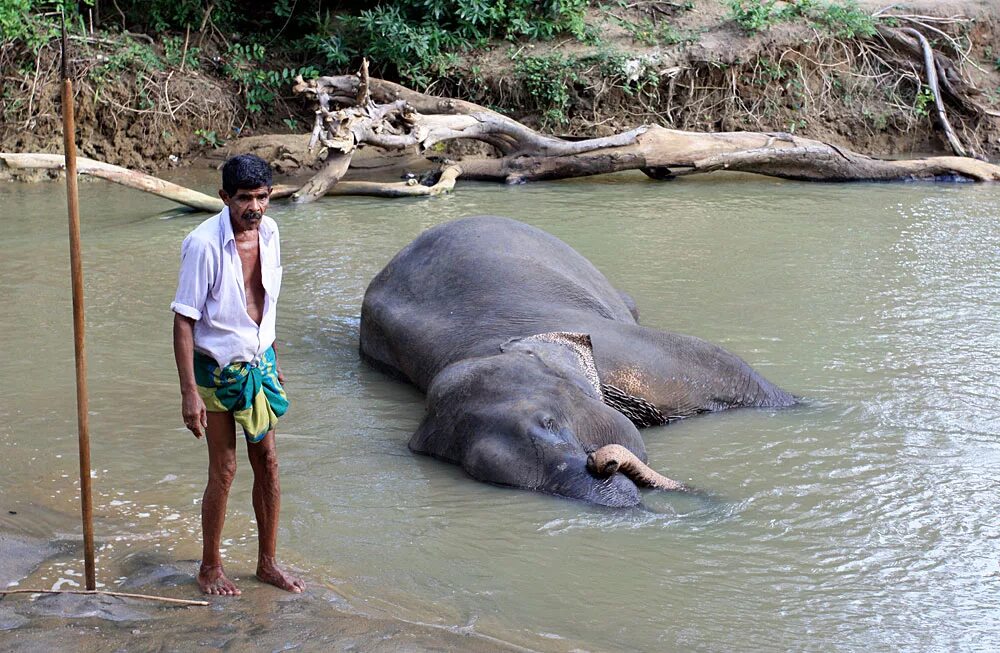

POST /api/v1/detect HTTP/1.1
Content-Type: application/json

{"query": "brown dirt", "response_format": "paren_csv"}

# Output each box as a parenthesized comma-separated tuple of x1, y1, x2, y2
(444, 0, 1000, 159)
(0, 44, 241, 174)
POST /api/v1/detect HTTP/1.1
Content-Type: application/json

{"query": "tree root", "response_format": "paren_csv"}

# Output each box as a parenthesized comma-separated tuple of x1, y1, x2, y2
(879, 26, 968, 156)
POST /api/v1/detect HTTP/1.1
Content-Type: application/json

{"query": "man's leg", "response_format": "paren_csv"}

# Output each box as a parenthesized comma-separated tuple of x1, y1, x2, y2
(198, 411, 240, 595)
(246, 430, 305, 592)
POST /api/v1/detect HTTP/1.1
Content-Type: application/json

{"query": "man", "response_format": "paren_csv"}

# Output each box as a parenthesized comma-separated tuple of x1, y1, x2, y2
(171, 154, 304, 596)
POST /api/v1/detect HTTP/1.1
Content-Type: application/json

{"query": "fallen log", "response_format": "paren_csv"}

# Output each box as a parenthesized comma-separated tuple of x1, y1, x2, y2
(273, 164, 461, 199)
(0, 152, 224, 212)
(1, 153, 462, 208)
(288, 63, 1000, 200)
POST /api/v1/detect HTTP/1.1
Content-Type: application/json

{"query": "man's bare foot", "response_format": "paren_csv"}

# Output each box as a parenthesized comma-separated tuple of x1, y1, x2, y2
(198, 563, 241, 596)
(256, 558, 305, 593)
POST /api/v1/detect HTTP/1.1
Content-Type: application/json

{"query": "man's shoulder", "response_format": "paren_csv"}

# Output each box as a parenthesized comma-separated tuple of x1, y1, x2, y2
(262, 215, 279, 237)
(184, 212, 225, 247)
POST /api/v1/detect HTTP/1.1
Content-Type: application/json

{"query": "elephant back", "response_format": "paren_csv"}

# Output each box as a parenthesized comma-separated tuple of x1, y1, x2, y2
(360, 216, 636, 389)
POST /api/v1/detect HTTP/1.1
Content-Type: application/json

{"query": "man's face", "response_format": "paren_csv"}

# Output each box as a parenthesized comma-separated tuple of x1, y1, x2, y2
(221, 185, 271, 229)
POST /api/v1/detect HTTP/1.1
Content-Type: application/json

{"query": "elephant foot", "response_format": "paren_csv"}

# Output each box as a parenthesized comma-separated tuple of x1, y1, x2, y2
(587, 445, 689, 492)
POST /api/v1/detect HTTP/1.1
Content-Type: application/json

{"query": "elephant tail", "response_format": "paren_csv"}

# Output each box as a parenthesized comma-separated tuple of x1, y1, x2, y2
(587, 444, 690, 492)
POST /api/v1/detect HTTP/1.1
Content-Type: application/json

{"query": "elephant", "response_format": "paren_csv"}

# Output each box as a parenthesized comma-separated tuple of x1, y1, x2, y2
(360, 216, 796, 507)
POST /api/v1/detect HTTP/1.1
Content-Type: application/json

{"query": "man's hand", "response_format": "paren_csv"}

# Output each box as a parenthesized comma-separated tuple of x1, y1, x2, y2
(182, 390, 208, 438)
(276, 361, 286, 387)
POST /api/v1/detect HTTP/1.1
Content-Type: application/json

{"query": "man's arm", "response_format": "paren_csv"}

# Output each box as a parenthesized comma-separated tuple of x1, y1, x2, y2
(173, 313, 207, 438)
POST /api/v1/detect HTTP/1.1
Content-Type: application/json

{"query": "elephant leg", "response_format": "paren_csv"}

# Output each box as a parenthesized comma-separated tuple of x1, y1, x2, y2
(594, 324, 796, 415)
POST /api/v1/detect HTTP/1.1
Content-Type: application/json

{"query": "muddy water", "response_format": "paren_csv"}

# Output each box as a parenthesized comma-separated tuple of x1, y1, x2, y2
(2, 172, 999, 651)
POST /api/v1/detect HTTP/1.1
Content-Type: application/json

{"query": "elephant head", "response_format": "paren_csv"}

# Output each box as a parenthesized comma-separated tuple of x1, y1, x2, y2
(409, 332, 662, 507)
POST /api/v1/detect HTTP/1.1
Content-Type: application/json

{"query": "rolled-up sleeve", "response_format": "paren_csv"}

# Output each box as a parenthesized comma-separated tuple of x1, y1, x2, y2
(170, 235, 212, 321)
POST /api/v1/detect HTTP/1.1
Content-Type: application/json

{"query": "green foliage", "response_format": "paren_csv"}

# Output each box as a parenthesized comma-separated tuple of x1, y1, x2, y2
(1, 85, 24, 121)
(786, 117, 808, 132)
(222, 43, 318, 114)
(613, 15, 694, 47)
(727, 0, 808, 33)
(811, 1, 877, 38)
(984, 46, 1000, 72)
(163, 35, 200, 69)
(338, 5, 462, 87)
(728, 1, 876, 37)
(195, 129, 223, 147)
(119, 0, 241, 33)
(913, 85, 935, 118)
(88, 38, 163, 84)
(145, 0, 205, 33)
(513, 53, 579, 128)
(331, 0, 592, 88)
(301, 32, 351, 68)
(0, 0, 64, 51)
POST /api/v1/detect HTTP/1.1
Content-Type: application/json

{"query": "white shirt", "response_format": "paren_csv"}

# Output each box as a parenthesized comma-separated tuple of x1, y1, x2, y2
(171, 208, 282, 368)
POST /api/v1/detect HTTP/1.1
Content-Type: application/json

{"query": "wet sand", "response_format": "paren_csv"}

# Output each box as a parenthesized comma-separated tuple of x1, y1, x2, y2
(0, 528, 530, 652)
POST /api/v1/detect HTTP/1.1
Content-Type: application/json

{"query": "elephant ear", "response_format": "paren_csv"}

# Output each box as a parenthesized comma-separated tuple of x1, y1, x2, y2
(501, 332, 603, 400)
(503, 332, 667, 429)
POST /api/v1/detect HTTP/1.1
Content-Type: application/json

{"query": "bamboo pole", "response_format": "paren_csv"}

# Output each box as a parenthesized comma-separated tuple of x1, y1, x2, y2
(61, 11, 97, 592)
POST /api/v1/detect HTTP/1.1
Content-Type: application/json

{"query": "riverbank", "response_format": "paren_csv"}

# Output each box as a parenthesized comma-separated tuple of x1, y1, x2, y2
(0, 506, 523, 652)
(2, 1, 998, 182)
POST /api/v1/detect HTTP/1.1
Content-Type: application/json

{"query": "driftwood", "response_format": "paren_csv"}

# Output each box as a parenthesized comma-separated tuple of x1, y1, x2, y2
(287, 60, 1000, 202)
(273, 164, 461, 199)
(0, 152, 225, 212)
(0, 153, 461, 206)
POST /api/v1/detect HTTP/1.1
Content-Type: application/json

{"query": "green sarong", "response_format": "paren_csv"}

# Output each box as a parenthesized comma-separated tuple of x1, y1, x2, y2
(193, 346, 288, 443)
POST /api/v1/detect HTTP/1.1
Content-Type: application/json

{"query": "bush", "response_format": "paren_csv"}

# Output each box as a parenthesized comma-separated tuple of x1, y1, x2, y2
(0, 0, 62, 51)
(331, 0, 592, 88)
(514, 53, 579, 128)
(812, 1, 877, 38)
(728, 1, 876, 38)
(222, 43, 318, 114)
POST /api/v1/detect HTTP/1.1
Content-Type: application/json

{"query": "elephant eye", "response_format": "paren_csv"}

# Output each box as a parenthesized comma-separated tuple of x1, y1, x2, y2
(541, 416, 555, 430)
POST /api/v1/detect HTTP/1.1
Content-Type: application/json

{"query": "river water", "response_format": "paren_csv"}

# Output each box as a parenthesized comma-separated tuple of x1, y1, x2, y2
(2, 171, 999, 651)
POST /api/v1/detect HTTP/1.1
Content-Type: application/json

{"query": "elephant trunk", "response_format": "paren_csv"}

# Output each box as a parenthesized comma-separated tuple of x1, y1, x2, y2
(587, 444, 689, 492)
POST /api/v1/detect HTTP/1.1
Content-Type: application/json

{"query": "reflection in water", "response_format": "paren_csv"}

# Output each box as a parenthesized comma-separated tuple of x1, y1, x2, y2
(2, 175, 999, 651)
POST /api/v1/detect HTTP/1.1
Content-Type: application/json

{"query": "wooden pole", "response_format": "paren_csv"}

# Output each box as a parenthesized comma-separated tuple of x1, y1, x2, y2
(61, 10, 97, 592)
(0, 589, 209, 607)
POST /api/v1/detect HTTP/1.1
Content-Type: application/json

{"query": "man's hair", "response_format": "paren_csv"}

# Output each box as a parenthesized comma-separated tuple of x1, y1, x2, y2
(221, 154, 273, 195)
